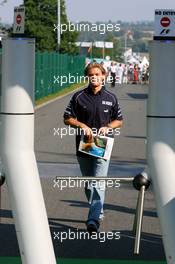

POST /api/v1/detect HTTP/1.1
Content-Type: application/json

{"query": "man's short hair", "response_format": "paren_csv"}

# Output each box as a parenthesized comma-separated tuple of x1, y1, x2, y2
(84, 62, 106, 76)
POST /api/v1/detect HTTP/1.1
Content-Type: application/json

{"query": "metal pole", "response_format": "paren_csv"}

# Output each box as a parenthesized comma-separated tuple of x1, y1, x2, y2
(133, 168, 150, 235)
(57, 0, 61, 46)
(0, 186, 1, 223)
(124, 33, 127, 63)
(0, 38, 56, 264)
(103, 41, 105, 60)
(91, 42, 93, 59)
(104, 42, 105, 60)
(134, 185, 145, 255)
(132, 192, 140, 235)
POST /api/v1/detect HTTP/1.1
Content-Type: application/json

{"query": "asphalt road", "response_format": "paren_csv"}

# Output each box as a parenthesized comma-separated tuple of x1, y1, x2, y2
(0, 84, 166, 261)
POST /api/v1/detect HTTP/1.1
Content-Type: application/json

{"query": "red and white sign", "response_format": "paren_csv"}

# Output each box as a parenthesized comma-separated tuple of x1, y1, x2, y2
(13, 6, 25, 34)
(154, 9, 175, 39)
(160, 17, 170, 27)
(16, 14, 22, 25)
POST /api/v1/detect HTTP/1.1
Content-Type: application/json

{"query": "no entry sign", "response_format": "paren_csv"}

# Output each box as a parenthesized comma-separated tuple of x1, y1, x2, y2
(160, 17, 170, 27)
(16, 14, 22, 25)
(154, 9, 175, 40)
(13, 6, 25, 34)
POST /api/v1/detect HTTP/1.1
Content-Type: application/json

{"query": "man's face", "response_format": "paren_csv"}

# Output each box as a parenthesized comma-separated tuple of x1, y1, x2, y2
(87, 67, 105, 88)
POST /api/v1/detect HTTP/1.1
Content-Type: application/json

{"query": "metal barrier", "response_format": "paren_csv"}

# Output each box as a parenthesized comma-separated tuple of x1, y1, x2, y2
(54, 175, 151, 255)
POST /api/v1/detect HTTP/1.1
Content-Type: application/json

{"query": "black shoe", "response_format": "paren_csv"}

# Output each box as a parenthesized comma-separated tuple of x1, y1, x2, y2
(86, 219, 100, 235)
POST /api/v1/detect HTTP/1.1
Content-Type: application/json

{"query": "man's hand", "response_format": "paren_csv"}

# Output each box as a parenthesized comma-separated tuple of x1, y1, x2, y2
(80, 124, 93, 137)
(98, 126, 111, 136)
(64, 118, 93, 137)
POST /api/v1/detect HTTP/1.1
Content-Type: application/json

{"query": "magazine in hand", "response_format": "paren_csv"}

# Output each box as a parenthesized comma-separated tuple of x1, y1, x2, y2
(78, 133, 114, 160)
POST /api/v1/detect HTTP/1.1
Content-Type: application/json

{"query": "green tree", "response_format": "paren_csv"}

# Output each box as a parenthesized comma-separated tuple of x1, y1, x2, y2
(59, 0, 79, 54)
(24, 0, 78, 53)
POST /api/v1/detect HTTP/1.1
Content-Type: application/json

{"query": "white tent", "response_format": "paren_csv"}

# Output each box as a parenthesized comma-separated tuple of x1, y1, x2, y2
(127, 56, 139, 64)
(140, 56, 149, 67)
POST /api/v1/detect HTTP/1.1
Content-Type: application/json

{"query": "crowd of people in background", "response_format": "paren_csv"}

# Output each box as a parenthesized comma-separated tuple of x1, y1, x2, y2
(104, 61, 149, 86)
(85, 58, 149, 87)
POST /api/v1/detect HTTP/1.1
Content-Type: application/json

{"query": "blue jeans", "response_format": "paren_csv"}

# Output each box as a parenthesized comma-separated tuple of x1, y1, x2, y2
(77, 156, 110, 222)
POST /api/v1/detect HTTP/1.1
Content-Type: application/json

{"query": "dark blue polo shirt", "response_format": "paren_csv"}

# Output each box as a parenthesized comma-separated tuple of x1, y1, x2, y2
(63, 85, 123, 157)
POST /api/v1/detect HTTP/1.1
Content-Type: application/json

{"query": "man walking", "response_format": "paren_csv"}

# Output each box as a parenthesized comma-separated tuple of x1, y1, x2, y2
(63, 62, 123, 233)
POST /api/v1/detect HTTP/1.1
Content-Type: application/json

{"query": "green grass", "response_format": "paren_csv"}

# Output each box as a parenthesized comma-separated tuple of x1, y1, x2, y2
(58, 259, 166, 264)
(35, 82, 87, 107)
(0, 258, 166, 264)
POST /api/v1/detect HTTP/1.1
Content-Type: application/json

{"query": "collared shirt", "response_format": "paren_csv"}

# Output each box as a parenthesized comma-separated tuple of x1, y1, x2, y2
(110, 65, 117, 73)
(63, 85, 123, 156)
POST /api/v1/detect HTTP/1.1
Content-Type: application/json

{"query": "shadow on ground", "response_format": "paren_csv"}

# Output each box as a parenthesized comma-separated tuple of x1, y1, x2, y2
(0, 208, 164, 261)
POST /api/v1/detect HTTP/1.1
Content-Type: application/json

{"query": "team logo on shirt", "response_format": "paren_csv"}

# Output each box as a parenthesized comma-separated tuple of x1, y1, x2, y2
(102, 100, 112, 106)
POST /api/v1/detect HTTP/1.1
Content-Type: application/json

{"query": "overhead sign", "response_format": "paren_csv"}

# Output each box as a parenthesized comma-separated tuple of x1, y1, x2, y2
(105, 42, 113, 49)
(75, 42, 92, 47)
(94, 41, 105, 48)
(94, 42, 114, 48)
(154, 9, 175, 40)
(13, 6, 25, 34)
